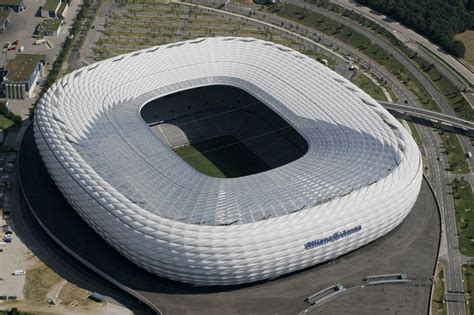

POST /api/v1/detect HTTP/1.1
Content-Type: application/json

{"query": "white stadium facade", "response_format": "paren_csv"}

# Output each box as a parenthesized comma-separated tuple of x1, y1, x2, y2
(34, 37, 422, 286)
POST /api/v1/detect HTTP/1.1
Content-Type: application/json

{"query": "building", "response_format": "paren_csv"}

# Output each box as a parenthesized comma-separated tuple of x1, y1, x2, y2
(0, 0, 25, 12)
(34, 37, 422, 286)
(41, 0, 67, 18)
(2, 54, 45, 99)
(0, 9, 10, 32)
(36, 18, 62, 36)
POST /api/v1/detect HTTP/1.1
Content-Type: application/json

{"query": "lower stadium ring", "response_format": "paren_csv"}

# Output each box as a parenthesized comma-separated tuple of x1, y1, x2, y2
(34, 37, 422, 286)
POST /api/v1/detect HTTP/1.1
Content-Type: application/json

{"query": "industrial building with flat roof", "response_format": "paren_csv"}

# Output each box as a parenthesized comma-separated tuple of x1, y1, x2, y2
(2, 54, 45, 99)
(41, 0, 67, 18)
(0, 0, 25, 12)
(0, 10, 10, 32)
(34, 37, 422, 286)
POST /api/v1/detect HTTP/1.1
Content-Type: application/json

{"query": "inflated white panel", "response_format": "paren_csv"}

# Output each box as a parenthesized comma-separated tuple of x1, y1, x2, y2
(34, 37, 422, 286)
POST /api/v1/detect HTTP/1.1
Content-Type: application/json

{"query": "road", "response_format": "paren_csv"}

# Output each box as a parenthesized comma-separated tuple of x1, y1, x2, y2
(215, 2, 472, 313)
(330, 0, 474, 87)
(280, 0, 474, 174)
(380, 101, 474, 136)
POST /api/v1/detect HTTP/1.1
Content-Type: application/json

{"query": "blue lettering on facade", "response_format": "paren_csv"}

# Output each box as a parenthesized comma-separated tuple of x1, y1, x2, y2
(304, 225, 362, 250)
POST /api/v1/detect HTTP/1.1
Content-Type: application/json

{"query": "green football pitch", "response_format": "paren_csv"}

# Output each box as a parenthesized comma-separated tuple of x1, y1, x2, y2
(174, 135, 270, 178)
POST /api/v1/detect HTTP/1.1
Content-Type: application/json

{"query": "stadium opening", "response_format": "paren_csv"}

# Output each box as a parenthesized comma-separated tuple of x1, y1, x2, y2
(141, 85, 308, 178)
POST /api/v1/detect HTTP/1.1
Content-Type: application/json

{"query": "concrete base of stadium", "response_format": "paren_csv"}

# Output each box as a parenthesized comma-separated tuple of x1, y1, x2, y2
(20, 125, 440, 315)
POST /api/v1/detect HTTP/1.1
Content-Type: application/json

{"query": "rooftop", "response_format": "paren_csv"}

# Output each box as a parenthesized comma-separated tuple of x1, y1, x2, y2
(5, 54, 45, 82)
(37, 18, 62, 32)
(0, 9, 10, 25)
(58, 1, 66, 16)
(43, 0, 60, 11)
(0, 0, 23, 5)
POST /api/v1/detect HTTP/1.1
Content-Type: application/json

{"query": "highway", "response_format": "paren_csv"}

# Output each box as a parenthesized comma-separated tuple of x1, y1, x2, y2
(214, 2, 472, 313)
(330, 0, 474, 87)
(281, 0, 474, 173)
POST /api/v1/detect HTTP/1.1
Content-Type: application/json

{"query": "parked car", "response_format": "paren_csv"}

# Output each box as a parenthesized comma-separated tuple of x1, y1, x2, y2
(90, 292, 105, 302)
(12, 270, 25, 276)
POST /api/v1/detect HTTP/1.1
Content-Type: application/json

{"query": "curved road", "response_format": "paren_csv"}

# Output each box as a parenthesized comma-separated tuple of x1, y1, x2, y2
(280, 0, 474, 169)
(331, 0, 474, 87)
(205, 2, 472, 314)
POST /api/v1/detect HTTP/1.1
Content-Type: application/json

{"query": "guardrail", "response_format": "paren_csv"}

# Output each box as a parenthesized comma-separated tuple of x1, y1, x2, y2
(300, 283, 350, 314)
(305, 282, 345, 304)
(379, 101, 474, 137)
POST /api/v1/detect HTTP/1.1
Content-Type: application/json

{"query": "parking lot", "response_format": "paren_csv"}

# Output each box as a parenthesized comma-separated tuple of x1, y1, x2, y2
(0, 0, 82, 118)
(0, 149, 35, 302)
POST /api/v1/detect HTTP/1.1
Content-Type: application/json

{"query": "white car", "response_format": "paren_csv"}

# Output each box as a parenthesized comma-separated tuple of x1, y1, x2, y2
(12, 270, 26, 276)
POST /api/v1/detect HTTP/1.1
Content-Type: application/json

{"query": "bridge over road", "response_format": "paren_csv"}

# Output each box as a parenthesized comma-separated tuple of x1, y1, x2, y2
(379, 101, 474, 138)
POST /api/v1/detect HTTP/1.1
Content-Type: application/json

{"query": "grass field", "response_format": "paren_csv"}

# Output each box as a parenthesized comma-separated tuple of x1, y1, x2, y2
(455, 30, 474, 67)
(23, 264, 62, 305)
(463, 264, 474, 314)
(0, 115, 14, 130)
(407, 121, 422, 145)
(351, 72, 387, 101)
(94, 2, 311, 61)
(452, 179, 474, 256)
(438, 131, 470, 174)
(432, 263, 447, 315)
(175, 135, 270, 178)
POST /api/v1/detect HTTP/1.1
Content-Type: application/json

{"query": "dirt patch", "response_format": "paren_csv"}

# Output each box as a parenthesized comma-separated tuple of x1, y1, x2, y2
(23, 262, 62, 305)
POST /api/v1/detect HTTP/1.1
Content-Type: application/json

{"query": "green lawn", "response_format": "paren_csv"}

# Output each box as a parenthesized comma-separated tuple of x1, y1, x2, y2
(0, 115, 14, 130)
(453, 179, 474, 256)
(407, 121, 422, 145)
(463, 264, 474, 314)
(432, 264, 447, 315)
(439, 131, 470, 174)
(174, 135, 270, 178)
(351, 72, 387, 101)
(175, 144, 225, 178)
(455, 30, 474, 67)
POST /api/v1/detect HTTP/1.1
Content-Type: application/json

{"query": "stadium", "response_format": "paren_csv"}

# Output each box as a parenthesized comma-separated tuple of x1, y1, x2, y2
(34, 37, 422, 286)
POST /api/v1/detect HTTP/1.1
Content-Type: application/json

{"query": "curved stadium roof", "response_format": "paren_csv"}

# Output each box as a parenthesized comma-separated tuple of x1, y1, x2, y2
(34, 37, 422, 285)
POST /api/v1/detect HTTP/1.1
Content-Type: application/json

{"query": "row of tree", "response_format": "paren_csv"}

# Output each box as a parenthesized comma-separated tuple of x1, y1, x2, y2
(355, 0, 474, 58)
